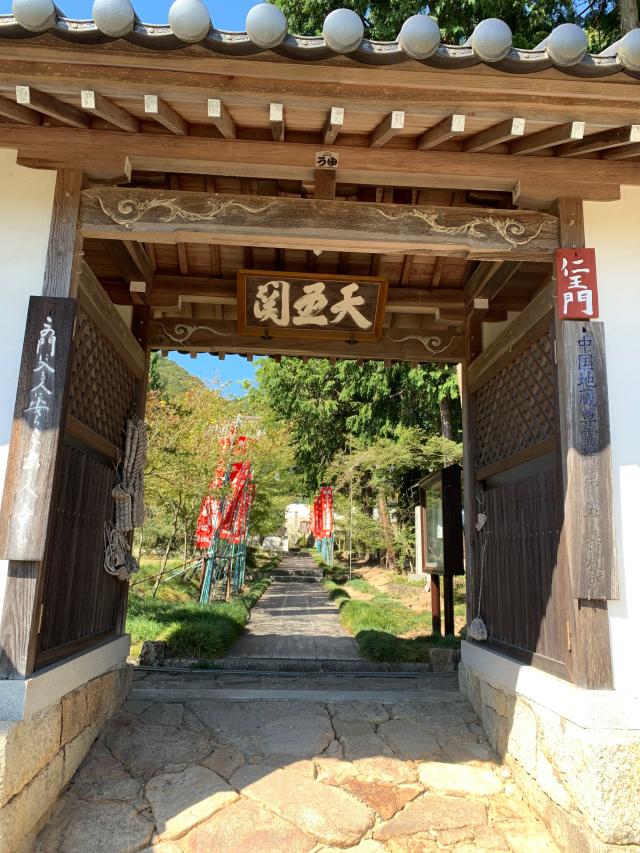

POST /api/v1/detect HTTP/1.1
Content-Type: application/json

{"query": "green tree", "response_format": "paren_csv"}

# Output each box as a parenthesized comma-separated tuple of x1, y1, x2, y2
(275, 0, 627, 50)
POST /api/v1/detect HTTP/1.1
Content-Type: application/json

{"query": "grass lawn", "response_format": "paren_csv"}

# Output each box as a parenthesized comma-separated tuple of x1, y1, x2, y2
(319, 556, 462, 663)
(126, 553, 275, 661)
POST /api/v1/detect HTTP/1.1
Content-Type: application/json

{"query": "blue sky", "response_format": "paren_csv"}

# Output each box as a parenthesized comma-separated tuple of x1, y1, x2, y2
(1, 1, 256, 28)
(171, 353, 259, 396)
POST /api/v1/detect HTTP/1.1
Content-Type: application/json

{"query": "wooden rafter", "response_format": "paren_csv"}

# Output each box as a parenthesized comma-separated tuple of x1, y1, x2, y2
(0, 94, 40, 125)
(464, 260, 523, 305)
(510, 121, 585, 155)
(323, 106, 344, 144)
(556, 124, 640, 157)
(417, 114, 466, 151)
(144, 95, 188, 135)
(16, 85, 91, 128)
(207, 98, 237, 139)
(370, 111, 405, 148)
(80, 90, 139, 132)
(464, 118, 526, 152)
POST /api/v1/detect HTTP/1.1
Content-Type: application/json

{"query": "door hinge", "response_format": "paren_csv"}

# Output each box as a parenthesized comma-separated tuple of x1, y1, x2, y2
(37, 603, 44, 635)
(553, 339, 558, 365)
(566, 620, 572, 652)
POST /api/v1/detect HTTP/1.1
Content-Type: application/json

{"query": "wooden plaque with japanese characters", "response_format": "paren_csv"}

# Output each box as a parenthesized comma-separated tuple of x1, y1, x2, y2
(237, 270, 388, 341)
(0, 296, 76, 561)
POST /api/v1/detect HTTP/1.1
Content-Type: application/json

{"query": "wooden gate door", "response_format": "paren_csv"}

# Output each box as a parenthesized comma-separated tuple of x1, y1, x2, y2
(464, 289, 571, 677)
(0, 262, 147, 676)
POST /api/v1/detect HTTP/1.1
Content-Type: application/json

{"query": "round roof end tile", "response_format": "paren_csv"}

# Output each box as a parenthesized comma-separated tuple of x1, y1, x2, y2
(322, 8, 364, 54)
(246, 3, 287, 49)
(547, 22, 588, 66)
(618, 28, 640, 71)
(398, 14, 441, 59)
(92, 0, 136, 38)
(12, 0, 56, 32)
(168, 0, 211, 43)
(471, 18, 513, 62)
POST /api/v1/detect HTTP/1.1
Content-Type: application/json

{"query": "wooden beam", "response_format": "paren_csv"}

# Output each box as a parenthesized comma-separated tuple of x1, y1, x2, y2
(207, 98, 236, 139)
(150, 317, 464, 363)
(323, 106, 344, 144)
(399, 255, 413, 285)
(431, 256, 445, 288)
(469, 297, 489, 320)
(80, 187, 560, 261)
(44, 170, 84, 298)
(130, 280, 150, 305)
(15, 85, 91, 129)
(464, 260, 523, 304)
(556, 125, 640, 158)
(510, 121, 585, 156)
(80, 90, 139, 133)
(270, 102, 284, 142)
(417, 114, 466, 151)
(464, 117, 526, 152)
(107, 239, 154, 286)
(122, 241, 154, 283)
(4, 127, 639, 199)
(144, 95, 188, 136)
(0, 95, 40, 125)
(602, 142, 640, 160)
(370, 111, 405, 148)
(314, 168, 336, 199)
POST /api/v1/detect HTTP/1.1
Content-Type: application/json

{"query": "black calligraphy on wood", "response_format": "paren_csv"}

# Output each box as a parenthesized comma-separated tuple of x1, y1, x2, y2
(559, 321, 618, 600)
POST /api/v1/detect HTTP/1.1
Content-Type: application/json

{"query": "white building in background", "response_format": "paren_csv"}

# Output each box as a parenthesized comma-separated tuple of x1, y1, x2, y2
(284, 503, 311, 547)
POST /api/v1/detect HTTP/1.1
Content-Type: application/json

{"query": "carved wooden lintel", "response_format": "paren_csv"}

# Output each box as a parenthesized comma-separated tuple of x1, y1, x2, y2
(80, 188, 560, 260)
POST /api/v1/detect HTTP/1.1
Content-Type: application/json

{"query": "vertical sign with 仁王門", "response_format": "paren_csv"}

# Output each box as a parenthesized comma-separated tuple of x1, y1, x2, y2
(0, 297, 76, 562)
(556, 247, 599, 320)
(560, 320, 618, 600)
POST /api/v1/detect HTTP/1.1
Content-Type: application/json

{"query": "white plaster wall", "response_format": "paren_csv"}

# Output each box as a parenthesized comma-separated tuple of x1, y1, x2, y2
(585, 187, 640, 694)
(0, 151, 56, 615)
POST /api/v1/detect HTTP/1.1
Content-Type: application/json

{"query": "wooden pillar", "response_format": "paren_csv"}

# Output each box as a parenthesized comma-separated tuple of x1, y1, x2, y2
(554, 198, 615, 689)
(431, 573, 441, 636)
(443, 575, 455, 636)
(0, 169, 82, 679)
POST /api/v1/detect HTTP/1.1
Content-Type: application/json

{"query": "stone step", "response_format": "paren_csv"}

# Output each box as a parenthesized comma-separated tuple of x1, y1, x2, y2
(156, 657, 436, 674)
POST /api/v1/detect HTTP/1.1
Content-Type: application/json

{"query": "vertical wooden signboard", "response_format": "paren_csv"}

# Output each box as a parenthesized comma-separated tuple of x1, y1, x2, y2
(0, 296, 76, 561)
(557, 320, 618, 600)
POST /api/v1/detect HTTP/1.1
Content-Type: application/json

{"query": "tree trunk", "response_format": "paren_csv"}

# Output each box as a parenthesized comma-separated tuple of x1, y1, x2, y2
(377, 494, 396, 572)
(439, 396, 454, 440)
(137, 526, 144, 562)
(620, 0, 639, 32)
(183, 523, 189, 569)
(152, 507, 179, 598)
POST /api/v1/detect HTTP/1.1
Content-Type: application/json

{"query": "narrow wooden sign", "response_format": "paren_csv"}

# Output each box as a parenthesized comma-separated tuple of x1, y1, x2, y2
(237, 270, 388, 341)
(0, 297, 76, 561)
(559, 320, 618, 600)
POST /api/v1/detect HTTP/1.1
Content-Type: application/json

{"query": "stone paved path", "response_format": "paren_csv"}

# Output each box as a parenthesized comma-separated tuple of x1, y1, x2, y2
(35, 671, 561, 852)
(226, 574, 361, 661)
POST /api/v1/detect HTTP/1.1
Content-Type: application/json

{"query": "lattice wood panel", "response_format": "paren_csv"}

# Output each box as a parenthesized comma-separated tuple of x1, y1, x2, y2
(473, 333, 555, 471)
(67, 307, 137, 447)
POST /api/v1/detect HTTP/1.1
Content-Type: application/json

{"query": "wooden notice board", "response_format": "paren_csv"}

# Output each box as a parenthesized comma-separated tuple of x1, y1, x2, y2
(237, 269, 387, 341)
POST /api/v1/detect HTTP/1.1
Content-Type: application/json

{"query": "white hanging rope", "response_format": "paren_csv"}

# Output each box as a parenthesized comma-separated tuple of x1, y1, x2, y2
(468, 495, 489, 642)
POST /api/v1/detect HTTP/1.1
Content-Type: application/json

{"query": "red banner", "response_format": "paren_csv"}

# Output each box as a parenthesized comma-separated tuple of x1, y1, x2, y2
(320, 486, 333, 537)
(556, 248, 599, 321)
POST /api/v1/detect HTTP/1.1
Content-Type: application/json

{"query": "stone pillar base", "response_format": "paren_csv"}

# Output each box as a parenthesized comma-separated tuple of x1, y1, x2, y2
(460, 642, 640, 852)
(0, 637, 131, 852)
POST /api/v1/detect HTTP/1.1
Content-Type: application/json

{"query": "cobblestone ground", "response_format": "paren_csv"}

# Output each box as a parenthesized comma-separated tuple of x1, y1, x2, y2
(35, 671, 560, 853)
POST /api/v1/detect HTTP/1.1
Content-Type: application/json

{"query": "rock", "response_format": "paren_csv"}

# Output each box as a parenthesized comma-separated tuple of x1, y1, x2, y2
(384, 835, 439, 853)
(146, 765, 238, 840)
(0, 703, 62, 806)
(325, 776, 422, 819)
(429, 647, 455, 672)
(71, 749, 142, 803)
(106, 723, 213, 777)
(230, 762, 375, 847)
(327, 702, 389, 722)
(498, 819, 561, 853)
(377, 718, 442, 761)
(140, 641, 167, 667)
(340, 731, 395, 761)
(315, 754, 417, 785)
(36, 797, 153, 853)
(141, 842, 183, 853)
(186, 699, 333, 758)
(321, 739, 343, 758)
(318, 842, 386, 853)
(374, 794, 486, 841)
(181, 797, 316, 853)
(3, 752, 64, 852)
(201, 745, 246, 779)
(506, 700, 538, 776)
(140, 703, 184, 728)
(418, 761, 503, 796)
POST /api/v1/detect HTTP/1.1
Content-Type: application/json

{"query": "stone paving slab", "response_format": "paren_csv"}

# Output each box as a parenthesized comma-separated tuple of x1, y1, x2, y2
(35, 671, 562, 853)
(226, 578, 361, 661)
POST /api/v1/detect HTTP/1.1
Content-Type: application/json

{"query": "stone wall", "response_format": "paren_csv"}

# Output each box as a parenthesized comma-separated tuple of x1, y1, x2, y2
(459, 660, 640, 853)
(0, 665, 131, 852)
